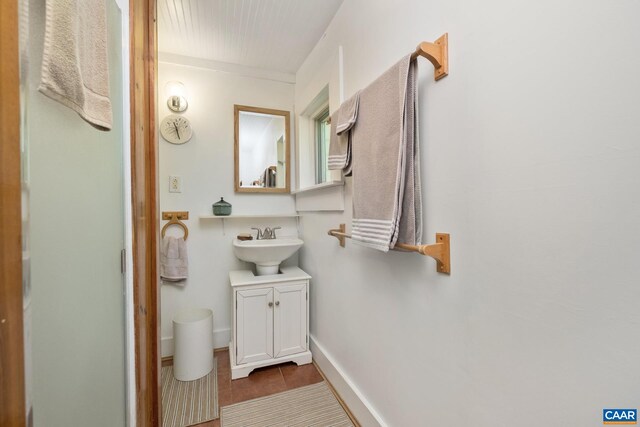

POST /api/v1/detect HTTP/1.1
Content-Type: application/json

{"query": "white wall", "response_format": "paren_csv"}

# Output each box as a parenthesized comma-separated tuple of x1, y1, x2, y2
(159, 61, 297, 355)
(295, 0, 640, 426)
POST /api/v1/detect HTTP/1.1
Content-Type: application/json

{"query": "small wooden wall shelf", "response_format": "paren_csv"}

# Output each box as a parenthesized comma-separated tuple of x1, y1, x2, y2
(328, 224, 451, 274)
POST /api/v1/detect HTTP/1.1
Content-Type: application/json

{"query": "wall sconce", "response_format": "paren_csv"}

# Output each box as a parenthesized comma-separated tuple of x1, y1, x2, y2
(165, 80, 188, 112)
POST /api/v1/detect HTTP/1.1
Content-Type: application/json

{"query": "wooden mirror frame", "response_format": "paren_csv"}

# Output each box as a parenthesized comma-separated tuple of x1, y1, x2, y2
(234, 104, 291, 194)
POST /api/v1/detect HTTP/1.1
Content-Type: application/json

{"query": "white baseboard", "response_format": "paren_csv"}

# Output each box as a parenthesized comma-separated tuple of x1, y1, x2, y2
(161, 328, 231, 358)
(310, 335, 387, 427)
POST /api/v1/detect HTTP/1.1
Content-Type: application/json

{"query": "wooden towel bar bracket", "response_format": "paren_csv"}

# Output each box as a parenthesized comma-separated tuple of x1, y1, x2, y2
(411, 33, 449, 81)
(328, 224, 451, 274)
(161, 211, 189, 240)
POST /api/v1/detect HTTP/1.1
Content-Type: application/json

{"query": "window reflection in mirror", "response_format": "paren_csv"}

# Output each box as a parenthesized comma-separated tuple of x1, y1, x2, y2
(234, 105, 290, 193)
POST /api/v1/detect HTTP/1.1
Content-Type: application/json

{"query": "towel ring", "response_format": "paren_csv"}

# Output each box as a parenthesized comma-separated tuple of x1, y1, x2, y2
(161, 211, 189, 240)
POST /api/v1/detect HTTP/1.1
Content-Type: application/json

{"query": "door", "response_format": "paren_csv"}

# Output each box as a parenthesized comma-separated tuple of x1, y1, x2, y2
(20, 0, 128, 425)
(236, 288, 274, 364)
(273, 283, 307, 358)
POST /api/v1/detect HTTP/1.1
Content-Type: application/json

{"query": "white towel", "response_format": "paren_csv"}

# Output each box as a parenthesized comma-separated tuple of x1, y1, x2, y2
(160, 236, 188, 284)
(350, 55, 422, 252)
(38, 0, 113, 131)
(335, 91, 360, 135)
(327, 114, 350, 172)
(328, 92, 360, 175)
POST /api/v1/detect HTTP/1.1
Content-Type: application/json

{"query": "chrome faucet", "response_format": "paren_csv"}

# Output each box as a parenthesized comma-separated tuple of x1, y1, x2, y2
(268, 227, 281, 239)
(251, 227, 265, 240)
(251, 226, 282, 240)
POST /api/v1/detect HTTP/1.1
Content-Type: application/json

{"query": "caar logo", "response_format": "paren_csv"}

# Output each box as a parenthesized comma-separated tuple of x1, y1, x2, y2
(603, 409, 637, 424)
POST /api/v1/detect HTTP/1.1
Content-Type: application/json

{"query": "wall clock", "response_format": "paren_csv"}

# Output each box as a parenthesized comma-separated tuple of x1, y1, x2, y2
(160, 114, 193, 144)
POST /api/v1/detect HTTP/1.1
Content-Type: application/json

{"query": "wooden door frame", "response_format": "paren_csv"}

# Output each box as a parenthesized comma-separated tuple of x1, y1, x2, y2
(0, 0, 27, 425)
(130, 0, 161, 425)
(0, 1, 161, 425)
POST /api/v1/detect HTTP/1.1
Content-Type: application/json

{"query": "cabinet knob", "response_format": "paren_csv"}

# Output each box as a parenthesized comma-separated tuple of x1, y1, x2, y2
(268, 302, 273, 308)
(275, 301, 280, 306)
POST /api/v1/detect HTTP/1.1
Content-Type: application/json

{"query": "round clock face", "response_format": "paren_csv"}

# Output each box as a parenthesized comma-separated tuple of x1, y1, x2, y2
(160, 114, 193, 144)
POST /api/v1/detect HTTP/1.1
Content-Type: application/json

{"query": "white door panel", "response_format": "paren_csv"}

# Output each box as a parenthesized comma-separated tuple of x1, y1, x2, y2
(236, 288, 274, 364)
(25, 1, 127, 425)
(273, 283, 307, 358)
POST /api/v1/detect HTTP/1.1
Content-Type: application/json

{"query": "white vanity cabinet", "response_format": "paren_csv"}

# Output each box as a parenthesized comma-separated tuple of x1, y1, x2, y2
(229, 266, 312, 379)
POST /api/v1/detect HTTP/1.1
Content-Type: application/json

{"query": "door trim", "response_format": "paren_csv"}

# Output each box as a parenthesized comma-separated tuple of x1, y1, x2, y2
(130, 0, 161, 425)
(0, 1, 162, 425)
(0, 0, 26, 425)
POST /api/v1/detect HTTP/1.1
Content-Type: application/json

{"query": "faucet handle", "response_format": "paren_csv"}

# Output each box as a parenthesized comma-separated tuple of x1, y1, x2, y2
(272, 226, 281, 238)
(263, 227, 274, 239)
(251, 227, 262, 239)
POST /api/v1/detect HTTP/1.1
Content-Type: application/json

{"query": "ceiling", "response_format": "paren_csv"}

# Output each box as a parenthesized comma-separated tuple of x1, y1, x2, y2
(158, 0, 344, 74)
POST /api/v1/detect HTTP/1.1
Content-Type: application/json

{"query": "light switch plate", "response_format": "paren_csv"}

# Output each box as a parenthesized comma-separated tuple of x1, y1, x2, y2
(169, 175, 182, 193)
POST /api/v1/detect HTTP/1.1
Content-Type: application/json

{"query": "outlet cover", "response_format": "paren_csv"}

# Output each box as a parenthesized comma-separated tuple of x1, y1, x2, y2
(169, 175, 182, 193)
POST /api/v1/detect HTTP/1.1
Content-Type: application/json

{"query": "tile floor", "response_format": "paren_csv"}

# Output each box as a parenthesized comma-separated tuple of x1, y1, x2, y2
(163, 348, 325, 427)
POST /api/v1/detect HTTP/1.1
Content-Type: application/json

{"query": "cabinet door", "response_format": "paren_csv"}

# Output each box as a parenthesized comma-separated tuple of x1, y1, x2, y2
(236, 288, 273, 364)
(273, 283, 307, 358)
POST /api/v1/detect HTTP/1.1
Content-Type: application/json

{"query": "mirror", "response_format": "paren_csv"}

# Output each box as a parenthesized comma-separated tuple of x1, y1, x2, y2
(234, 105, 291, 193)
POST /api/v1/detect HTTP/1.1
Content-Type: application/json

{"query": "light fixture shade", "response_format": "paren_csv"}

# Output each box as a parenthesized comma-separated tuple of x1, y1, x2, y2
(165, 81, 188, 112)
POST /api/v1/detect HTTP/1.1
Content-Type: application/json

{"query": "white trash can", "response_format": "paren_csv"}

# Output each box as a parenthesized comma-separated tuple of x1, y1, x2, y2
(173, 308, 214, 381)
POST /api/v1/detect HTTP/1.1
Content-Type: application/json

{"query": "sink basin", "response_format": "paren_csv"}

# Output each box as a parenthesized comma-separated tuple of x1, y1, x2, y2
(233, 238, 304, 275)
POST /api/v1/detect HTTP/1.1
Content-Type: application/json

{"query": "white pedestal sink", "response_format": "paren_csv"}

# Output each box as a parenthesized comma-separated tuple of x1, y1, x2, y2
(233, 238, 304, 275)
